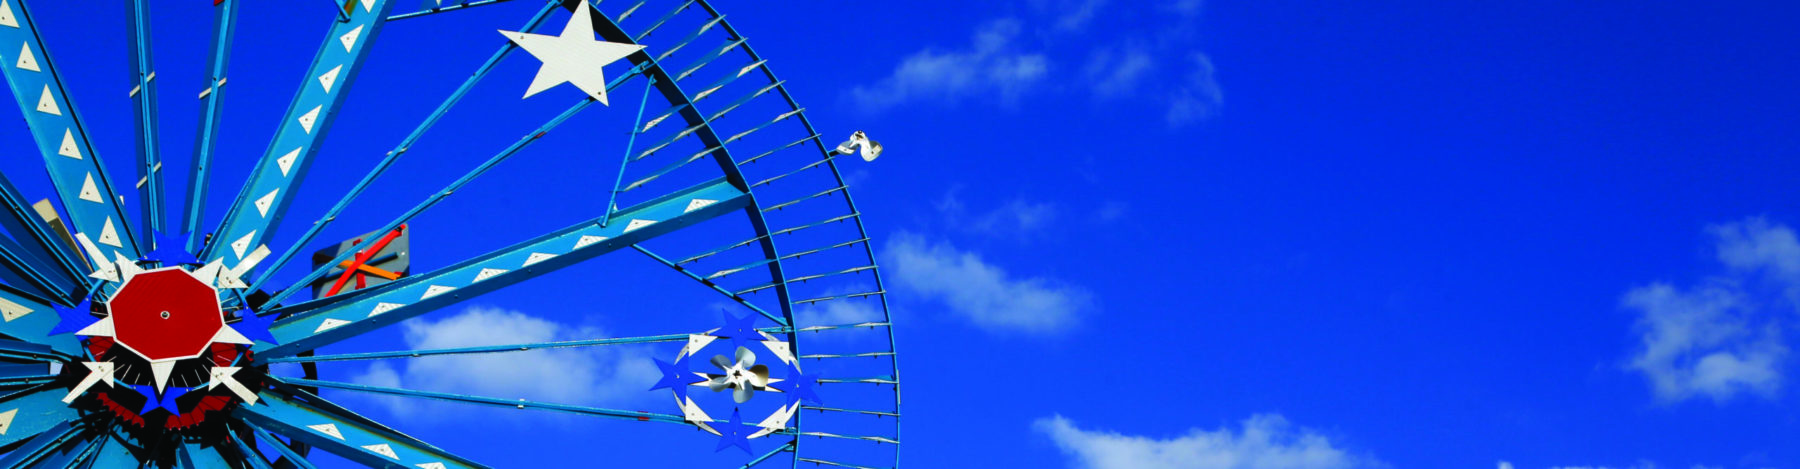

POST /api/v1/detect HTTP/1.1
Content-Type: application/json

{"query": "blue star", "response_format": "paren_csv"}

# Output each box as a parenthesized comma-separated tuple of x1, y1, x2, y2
(712, 408, 757, 455)
(767, 364, 822, 406)
(142, 232, 199, 266)
(228, 311, 280, 346)
(46, 299, 97, 336)
(715, 310, 760, 349)
(131, 384, 188, 416)
(649, 357, 696, 401)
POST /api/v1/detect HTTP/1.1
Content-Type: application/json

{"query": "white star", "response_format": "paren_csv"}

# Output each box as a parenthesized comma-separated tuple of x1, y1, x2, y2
(498, 5, 643, 105)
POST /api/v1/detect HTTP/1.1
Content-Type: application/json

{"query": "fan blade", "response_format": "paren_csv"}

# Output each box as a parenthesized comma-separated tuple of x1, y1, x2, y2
(735, 346, 755, 369)
(711, 354, 733, 371)
(749, 364, 770, 388)
(733, 386, 753, 404)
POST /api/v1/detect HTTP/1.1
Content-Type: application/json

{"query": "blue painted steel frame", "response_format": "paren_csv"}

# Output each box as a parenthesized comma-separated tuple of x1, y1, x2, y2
(0, 0, 142, 263)
(234, 390, 484, 469)
(126, 0, 163, 247)
(183, 0, 239, 253)
(201, 0, 399, 268)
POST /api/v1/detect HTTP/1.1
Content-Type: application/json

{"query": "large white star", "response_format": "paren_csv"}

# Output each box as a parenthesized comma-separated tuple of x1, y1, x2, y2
(499, 6, 644, 105)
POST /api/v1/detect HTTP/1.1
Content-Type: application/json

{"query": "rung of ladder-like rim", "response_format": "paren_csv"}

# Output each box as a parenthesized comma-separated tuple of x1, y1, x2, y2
(707, 81, 786, 123)
(798, 352, 896, 360)
(769, 213, 859, 237)
(735, 265, 874, 296)
(633, 0, 697, 41)
(615, 1, 647, 22)
(676, 234, 768, 265)
(797, 322, 890, 332)
(796, 432, 901, 445)
(676, 38, 750, 83)
(763, 186, 848, 213)
(641, 104, 689, 134)
(801, 405, 899, 418)
(816, 376, 898, 385)
(794, 458, 885, 469)
(635, 120, 709, 162)
(655, 15, 727, 62)
(705, 257, 774, 280)
(751, 153, 836, 188)
(623, 108, 803, 193)
(737, 132, 818, 166)
(779, 237, 867, 261)
(792, 289, 884, 306)
(683, 57, 763, 96)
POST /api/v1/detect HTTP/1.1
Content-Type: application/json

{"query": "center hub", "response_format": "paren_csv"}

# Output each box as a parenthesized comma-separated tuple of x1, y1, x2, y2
(108, 268, 227, 362)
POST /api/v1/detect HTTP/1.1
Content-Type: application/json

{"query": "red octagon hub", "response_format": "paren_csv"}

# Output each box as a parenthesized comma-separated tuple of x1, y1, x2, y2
(108, 268, 225, 362)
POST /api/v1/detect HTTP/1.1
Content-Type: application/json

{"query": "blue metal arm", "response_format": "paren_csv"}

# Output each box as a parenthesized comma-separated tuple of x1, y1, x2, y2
(0, 284, 78, 356)
(0, 173, 85, 287)
(183, 0, 239, 253)
(0, 387, 80, 448)
(257, 178, 750, 358)
(0, 0, 142, 261)
(126, 0, 163, 248)
(233, 390, 485, 469)
(0, 420, 83, 468)
(276, 377, 690, 424)
(200, 0, 398, 268)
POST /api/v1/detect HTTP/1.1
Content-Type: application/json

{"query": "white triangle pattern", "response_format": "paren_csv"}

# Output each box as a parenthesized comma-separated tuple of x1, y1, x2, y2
(97, 218, 121, 248)
(0, 0, 17, 28)
(684, 198, 717, 213)
(421, 285, 454, 299)
(625, 219, 655, 232)
(369, 302, 403, 317)
(314, 318, 351, 333)
(417, 463, 449, 469)
(474, 268, 506, 282)
(523, 252, 555, 266)
(363, 444, 398, 460)
(14, 43, 36, 71)
(307, 423, 344, 440)
(360, 0, 376, 12)
(297, 105, 321, 134)
(231, 230, 255, 259)
(277, 148, 300, 176)
(254, 189, 279, 216)
(36, 85, 58, 115)
(0, 297, 29, 322)
(339, 25, 364, 52)
(318, 65, 342, 92)
(78, 173, 102, 202)
(58, 129, 79, 159)
(0, 409, 15, 435)
(575, 235, 607, 249)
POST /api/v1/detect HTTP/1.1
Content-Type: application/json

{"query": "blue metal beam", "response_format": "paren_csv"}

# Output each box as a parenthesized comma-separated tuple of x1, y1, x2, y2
(276, 377, 690, 424)
(258, 178, 750, 358)
(247, 1, 563, 295)
(200, 0, 398, 270)
(0, 0, 142, 262)
(0, 387, 79, 448)
(183, 0, 239, 253)
(0, 420, 82, 468)
(233, 390, 485, 469)
(0, 285, 80, 356)
(262, 325, 789, 364)
(0, 173, 85, 287)
(125, 0, 163, 248)
(177, 442, 236, 469)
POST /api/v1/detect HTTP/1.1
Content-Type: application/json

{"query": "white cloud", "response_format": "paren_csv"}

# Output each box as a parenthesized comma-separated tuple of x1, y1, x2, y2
(883, 231, 1089, 334)
(848, 19, 1049, 112)
(1623, 217, 1797, 403)
(1054, 0, 1108, 31)
(1167, 52, 1224, 125)
(1087, 45, 1157, 99)
(348, 306, 659, 419)
(1035, 414, 1383, 469)
(935, 191, 1058, 238)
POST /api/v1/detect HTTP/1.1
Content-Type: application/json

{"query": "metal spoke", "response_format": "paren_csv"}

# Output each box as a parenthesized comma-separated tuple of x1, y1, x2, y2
(387, 0, 523, 21)
(199, 0, 398, 269)
(125, 0, 163, 247)
(0, 285, 80, 356)
(182, 0, 239, 253)
(257, 178, 751, 358)
(275, 377, 689, 424)
(233, 389, 484, 469)
(0, 0, 142, 261)
(0, 173, 85, 287)
(0, 387, 80, 448)
(0, 420, 83, 467)
(246, 1, 564, 296)
(261, 325, 789, 364)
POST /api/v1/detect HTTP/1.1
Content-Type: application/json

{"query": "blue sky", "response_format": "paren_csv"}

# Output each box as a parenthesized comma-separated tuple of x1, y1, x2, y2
(2, 1, 1798, 468)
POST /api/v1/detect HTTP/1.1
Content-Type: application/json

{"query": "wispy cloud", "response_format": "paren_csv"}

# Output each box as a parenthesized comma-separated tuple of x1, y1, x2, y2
(348, 306, 659, 419)
(1623, 217, 1795, 404)
(1167, 52, 1224, 126)
(883, 231, 1089, 334)
(848, 19, 1049, 112)
(1086, 44, 1158, 99)
(935, 190, 1059, 239)
(1035, 414, 1384, 469)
